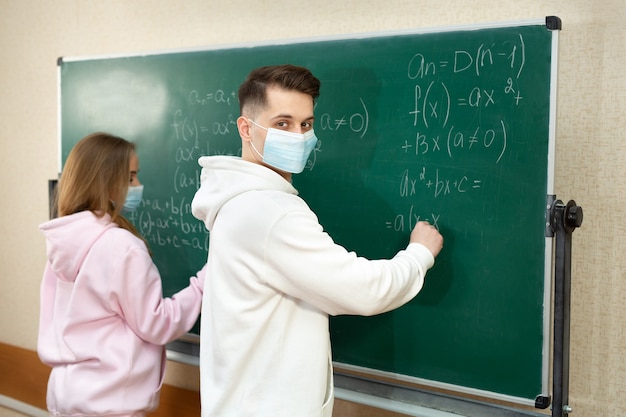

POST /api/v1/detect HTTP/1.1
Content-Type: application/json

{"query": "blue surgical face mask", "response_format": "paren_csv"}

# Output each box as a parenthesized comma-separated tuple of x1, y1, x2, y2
(122, 185, 144, 213)
(247, 119, 318, 174)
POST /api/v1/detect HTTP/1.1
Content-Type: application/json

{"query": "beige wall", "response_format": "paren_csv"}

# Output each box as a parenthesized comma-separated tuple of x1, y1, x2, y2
(1, 1, 624, 416)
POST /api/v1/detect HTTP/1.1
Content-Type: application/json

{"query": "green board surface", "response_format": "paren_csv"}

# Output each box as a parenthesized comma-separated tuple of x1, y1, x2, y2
(59, 21, 557, 402)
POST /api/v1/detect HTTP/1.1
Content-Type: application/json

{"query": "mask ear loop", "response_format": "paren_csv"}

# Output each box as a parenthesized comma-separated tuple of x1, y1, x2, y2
(246, 118, 268, 131)
(245, 118, 266, 163)
(249, 141, 264, 162)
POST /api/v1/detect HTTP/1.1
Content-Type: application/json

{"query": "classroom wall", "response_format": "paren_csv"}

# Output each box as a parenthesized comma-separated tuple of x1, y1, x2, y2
(0, 1, 624, 416)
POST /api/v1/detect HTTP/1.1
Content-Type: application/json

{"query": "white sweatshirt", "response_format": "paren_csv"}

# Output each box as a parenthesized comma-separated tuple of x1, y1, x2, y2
(191, 156, 435, 417)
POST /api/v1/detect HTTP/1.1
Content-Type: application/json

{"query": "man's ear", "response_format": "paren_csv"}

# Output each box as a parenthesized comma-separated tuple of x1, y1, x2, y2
(237, 116, 252, 142)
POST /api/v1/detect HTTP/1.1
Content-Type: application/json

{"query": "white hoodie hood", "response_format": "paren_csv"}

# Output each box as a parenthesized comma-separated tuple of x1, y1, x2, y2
(191, 156, 297, 231)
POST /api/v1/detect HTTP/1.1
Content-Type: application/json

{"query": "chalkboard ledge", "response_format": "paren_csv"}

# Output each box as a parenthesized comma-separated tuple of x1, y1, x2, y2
(164, 341, 547, 417)
(334, 373, 547, 417)
(166, 334, 199, 366)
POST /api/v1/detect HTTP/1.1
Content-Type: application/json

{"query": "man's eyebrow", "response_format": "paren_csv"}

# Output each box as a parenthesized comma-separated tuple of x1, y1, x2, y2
(270, 113, 315, 120)
(271, 113, 294, 119)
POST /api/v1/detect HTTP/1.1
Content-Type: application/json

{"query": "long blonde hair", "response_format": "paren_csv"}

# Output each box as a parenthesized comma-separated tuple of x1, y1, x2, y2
(56, 132, 148, 248)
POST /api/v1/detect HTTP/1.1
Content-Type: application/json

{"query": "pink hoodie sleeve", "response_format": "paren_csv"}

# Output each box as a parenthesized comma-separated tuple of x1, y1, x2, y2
(113, 248, 206, 345)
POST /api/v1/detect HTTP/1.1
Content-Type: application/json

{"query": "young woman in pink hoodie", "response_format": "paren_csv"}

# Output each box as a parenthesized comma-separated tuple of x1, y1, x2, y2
(38, 132, 205, 417)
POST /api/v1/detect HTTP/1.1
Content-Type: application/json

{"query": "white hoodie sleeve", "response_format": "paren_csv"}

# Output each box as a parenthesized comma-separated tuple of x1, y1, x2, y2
(263, 206, 434, 316)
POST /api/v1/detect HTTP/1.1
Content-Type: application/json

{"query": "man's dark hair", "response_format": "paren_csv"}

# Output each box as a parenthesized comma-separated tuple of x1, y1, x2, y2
(238, 64, 321, 115)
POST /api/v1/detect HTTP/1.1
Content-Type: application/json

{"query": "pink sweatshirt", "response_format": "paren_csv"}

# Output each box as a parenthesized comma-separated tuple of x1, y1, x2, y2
(38, 211, 205, 417)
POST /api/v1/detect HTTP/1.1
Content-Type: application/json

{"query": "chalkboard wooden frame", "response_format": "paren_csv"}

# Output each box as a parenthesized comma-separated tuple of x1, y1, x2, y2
(58, 17, 560, 412)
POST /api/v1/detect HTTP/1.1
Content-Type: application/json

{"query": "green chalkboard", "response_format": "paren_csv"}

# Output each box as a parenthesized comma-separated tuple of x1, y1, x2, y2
(59, 19, 559, 404)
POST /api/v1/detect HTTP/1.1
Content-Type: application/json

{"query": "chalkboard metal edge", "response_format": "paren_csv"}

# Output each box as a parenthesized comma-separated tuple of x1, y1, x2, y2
(539, 20, 562, 407)
(333, 363, 538, 408)
(163, 344, 549, 416)
(165, 338, 547, 411)
(546, 21, 560, 199)
(57, 18, 551, 63)
(526, 20, 563, 408)
(56, 58, 63, 174)
(334, 373, 548, 417)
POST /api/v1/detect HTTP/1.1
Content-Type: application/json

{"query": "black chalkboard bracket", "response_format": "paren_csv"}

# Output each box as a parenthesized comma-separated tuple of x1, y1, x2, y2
(545, 16, 562, 31)
(48, 179, 58, 219)
(535, 395, 550, 410)
(545, 195, 557, 237)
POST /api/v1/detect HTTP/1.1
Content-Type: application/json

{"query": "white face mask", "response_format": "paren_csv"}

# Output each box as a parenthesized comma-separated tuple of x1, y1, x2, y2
(247, 119, 318, 174)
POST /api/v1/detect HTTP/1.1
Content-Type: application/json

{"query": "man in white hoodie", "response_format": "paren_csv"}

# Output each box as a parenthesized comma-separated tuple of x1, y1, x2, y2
(191, 64, 443, 417)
